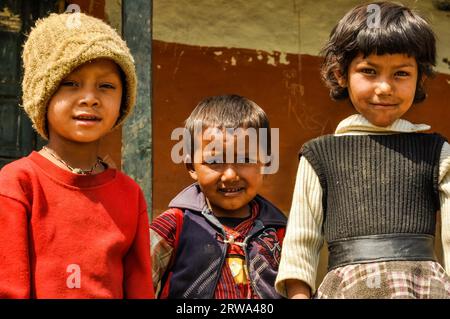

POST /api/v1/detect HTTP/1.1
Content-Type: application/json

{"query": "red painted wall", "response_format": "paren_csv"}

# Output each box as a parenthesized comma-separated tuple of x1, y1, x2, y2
(152, 40, 450, 283)
(152, 40, 450, 216)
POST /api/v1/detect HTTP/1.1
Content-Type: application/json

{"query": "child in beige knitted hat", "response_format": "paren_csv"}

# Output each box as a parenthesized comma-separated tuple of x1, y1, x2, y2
(0, 12, 154, 298)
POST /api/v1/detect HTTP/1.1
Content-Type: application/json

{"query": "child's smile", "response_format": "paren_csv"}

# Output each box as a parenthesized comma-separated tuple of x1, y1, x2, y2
(217, 185, 246, 197)
(72, 112, 102, 126)
(192, 161, 263, 218)
(344, 53, 419, 127)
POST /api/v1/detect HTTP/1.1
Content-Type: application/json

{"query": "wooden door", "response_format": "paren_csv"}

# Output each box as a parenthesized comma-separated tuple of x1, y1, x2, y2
(0, 0, 59, 168)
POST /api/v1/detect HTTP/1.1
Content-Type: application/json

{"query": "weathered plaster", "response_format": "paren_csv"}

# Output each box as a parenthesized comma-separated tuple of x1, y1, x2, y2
(153, 0, 301, 55)
(153, 0, 450, 74)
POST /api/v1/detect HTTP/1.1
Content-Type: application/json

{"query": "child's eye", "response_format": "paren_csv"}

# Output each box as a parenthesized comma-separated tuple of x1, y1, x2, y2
(395, 71, 410, 77)
(61, 80, 78, 87)
(360, 68, 376, 75)
(100, 83, 116, 89)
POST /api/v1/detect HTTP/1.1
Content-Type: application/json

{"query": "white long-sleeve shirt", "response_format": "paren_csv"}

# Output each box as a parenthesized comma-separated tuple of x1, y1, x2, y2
(275, 114, 450, 296)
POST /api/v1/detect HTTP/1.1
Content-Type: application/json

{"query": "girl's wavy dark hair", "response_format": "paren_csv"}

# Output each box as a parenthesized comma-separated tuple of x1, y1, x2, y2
(320, 1, 436, 103)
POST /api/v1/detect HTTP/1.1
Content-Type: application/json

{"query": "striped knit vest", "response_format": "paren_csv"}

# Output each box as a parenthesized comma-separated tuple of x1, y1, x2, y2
(300, 133, 446, 242)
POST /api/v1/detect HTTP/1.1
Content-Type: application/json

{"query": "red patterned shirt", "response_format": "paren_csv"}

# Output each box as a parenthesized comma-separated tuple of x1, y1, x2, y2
(150, 201, 260, 298)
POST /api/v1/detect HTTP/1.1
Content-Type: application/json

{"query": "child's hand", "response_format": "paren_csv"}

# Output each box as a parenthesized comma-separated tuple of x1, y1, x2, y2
(285, 279, 311, 299)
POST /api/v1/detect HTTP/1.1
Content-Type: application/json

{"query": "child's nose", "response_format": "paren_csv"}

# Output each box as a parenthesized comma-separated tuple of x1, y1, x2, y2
(221, 166, 240, 182)
(374, 80, 393, 96)
(79, 88, 100, 108)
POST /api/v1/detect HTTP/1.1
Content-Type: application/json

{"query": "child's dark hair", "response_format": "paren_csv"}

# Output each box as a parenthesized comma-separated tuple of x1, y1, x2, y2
(184, 94, 271, 158)
(321, 1, 436, 103)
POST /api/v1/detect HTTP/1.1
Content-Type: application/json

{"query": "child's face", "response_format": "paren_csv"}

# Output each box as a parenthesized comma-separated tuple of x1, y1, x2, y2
(188, 128, 264, 218)
(47, 58, 123, 143)
(344, 53, 419, 127)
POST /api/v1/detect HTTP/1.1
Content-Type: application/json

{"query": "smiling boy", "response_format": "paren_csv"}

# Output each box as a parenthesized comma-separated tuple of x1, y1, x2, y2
(150, 94, 287, 299)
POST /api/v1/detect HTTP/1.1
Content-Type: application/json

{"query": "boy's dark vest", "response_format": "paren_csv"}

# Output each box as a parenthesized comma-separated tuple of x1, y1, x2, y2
(164, 183, 286, 299)
(300, 133, 446, 242)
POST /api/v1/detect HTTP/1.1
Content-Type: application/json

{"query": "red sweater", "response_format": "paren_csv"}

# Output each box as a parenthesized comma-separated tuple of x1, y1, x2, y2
(0, 152, 154, 299)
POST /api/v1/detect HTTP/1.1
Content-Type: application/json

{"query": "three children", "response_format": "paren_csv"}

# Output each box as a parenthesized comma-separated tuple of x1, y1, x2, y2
(1, 1, 450, 299)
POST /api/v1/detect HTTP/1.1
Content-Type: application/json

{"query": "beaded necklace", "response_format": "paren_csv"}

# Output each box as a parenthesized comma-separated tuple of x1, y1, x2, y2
(42, 146, 104, 175)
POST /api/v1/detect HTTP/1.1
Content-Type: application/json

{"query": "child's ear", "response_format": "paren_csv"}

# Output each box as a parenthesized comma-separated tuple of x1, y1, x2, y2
(184, 155, 198, 180)
(333, 68, 347, 87)
(187, 166, 198, 180)
(420, 74, 427, 86)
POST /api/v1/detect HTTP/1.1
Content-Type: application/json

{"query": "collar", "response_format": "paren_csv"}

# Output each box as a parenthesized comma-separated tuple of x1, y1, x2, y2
(169, 183, 286, 227)
(335, 114, 430, 136)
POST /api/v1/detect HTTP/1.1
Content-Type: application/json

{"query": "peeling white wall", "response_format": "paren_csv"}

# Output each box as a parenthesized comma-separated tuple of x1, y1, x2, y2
(153, 0, 450, 74)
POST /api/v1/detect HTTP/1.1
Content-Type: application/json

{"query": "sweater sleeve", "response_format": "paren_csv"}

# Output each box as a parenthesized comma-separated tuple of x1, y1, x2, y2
(275, 156, 324, 296)
(439, 141, 450, 274)
(149, 209, 178, 296)
(123, 199, 155, 299)
(0, 194, 30, 298)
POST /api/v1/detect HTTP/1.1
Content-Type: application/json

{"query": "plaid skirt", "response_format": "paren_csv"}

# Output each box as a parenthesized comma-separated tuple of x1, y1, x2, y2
(315, 261, 450, 299)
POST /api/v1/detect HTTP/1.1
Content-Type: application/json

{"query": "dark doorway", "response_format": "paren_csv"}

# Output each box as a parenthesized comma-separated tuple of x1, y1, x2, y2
(0, 0, 60, 168)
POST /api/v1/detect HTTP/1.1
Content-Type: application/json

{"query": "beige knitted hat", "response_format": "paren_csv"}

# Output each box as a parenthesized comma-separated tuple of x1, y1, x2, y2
(22, 12, 137, 139)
